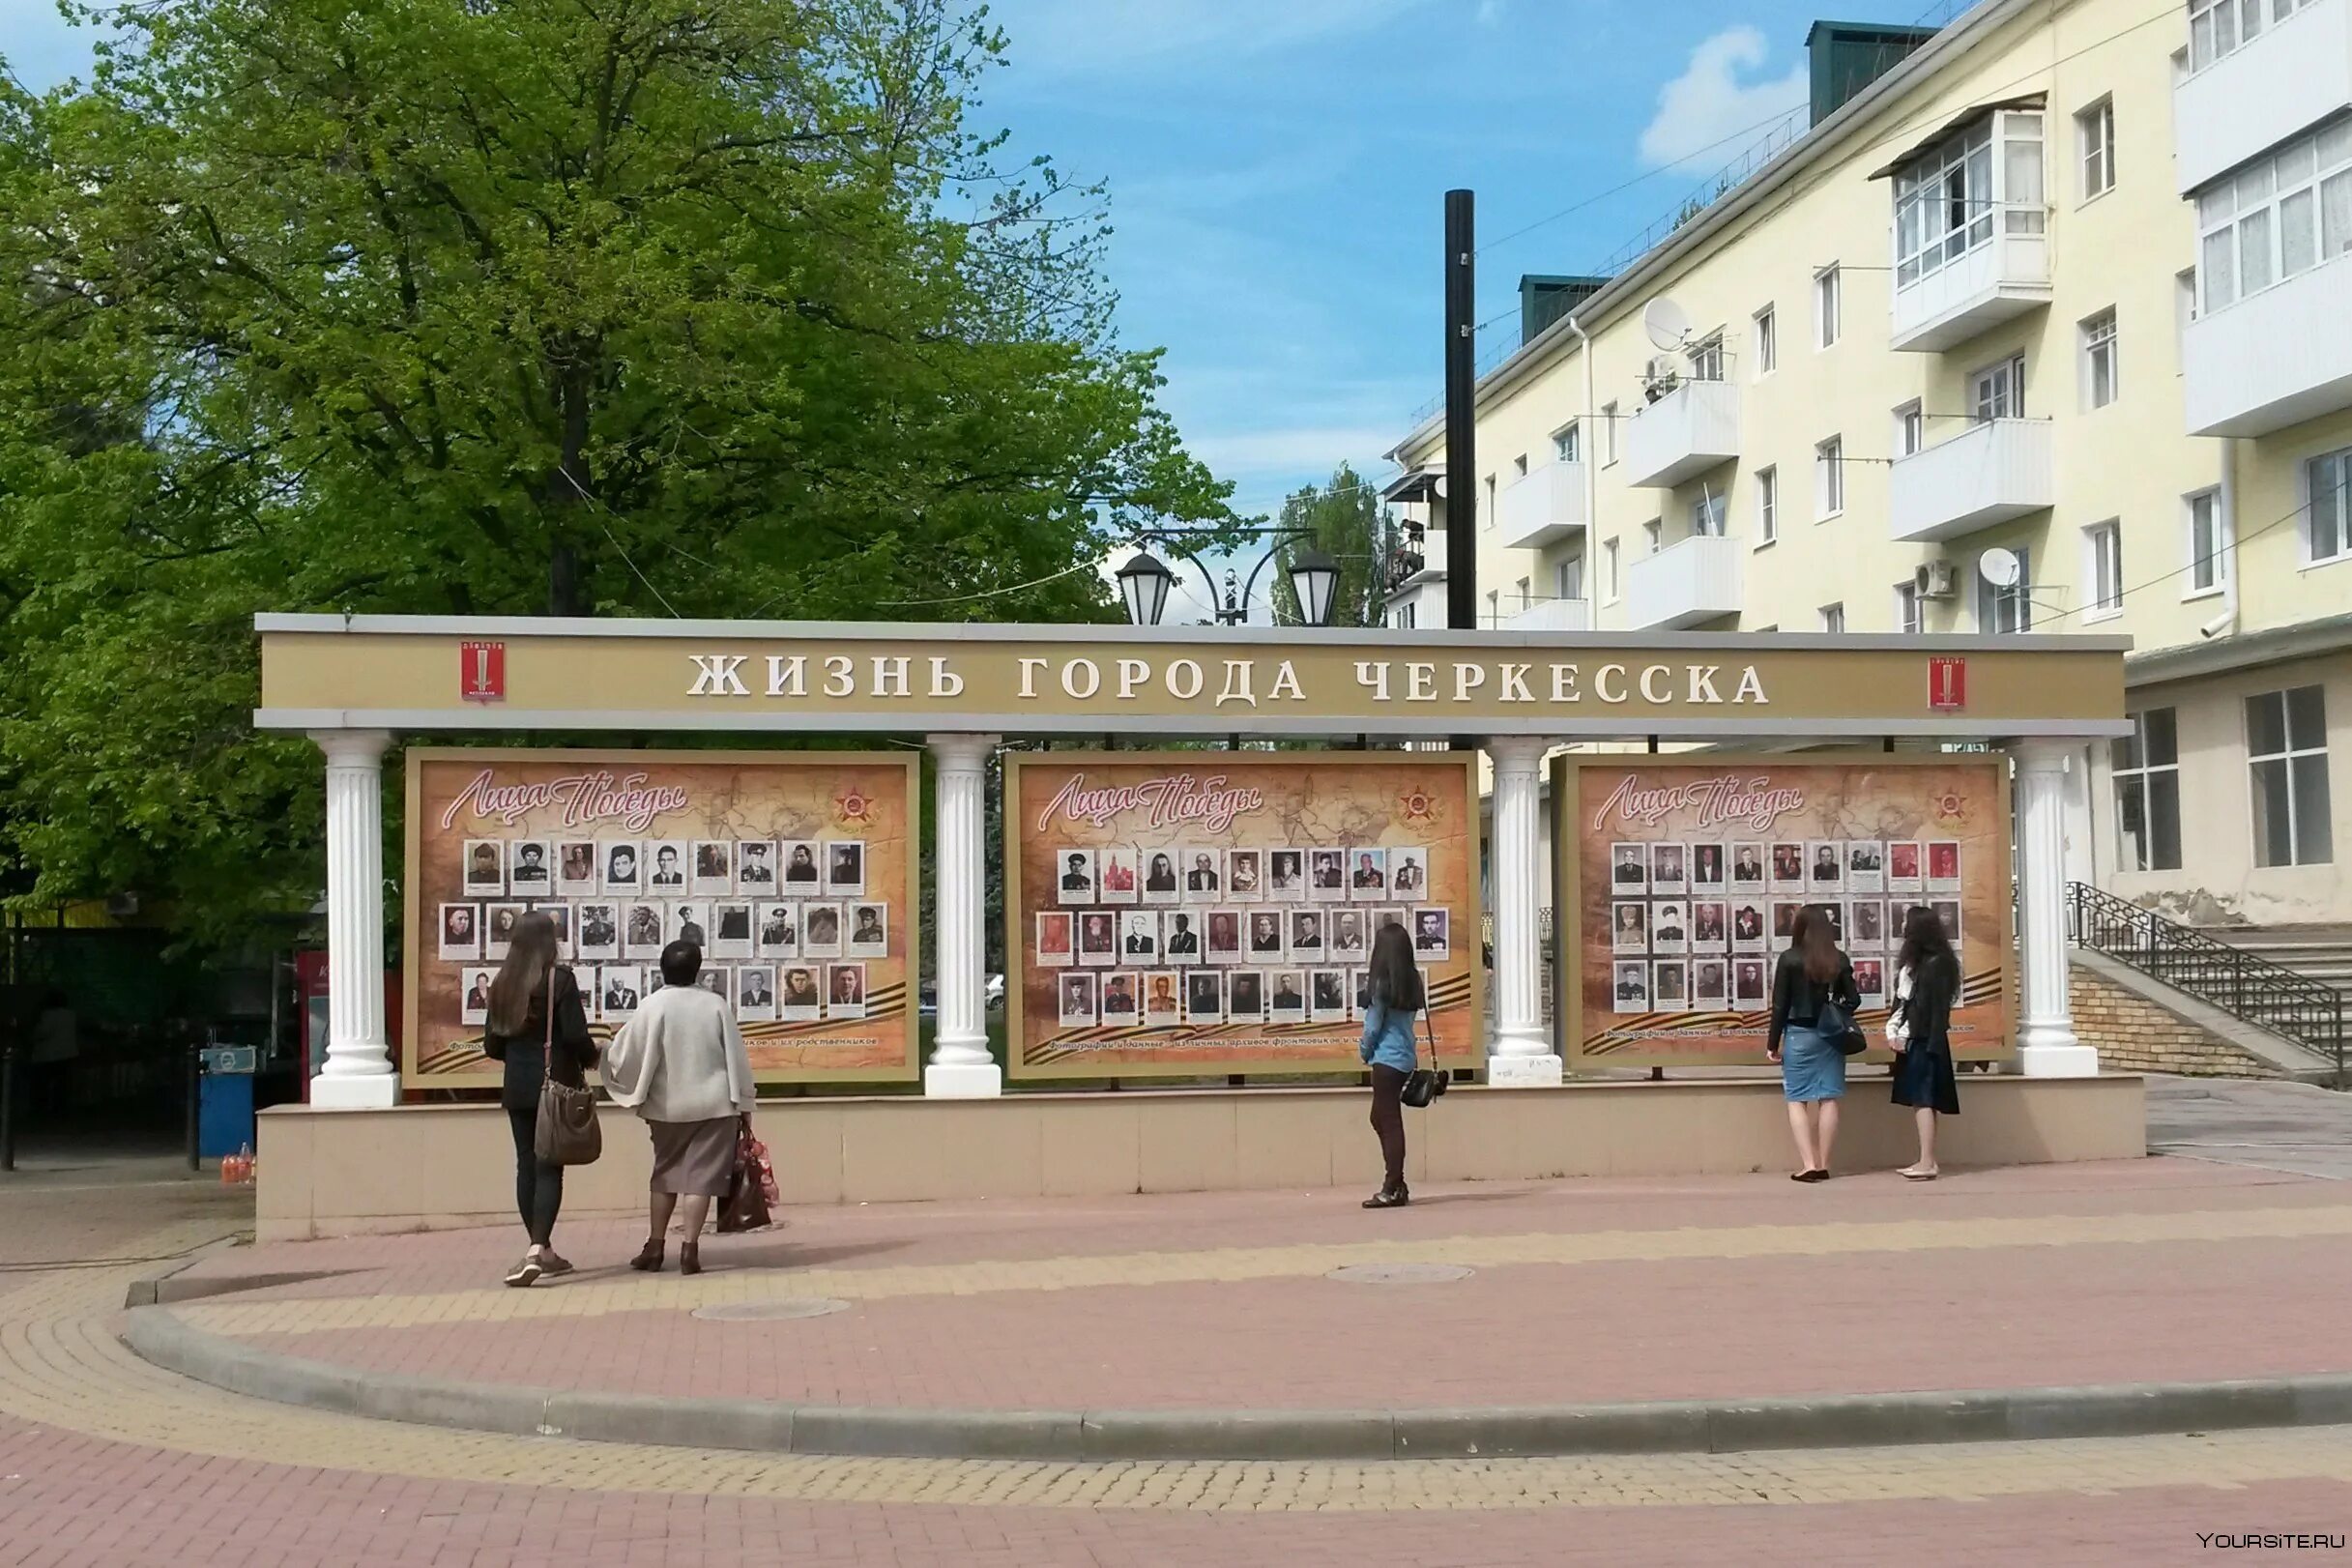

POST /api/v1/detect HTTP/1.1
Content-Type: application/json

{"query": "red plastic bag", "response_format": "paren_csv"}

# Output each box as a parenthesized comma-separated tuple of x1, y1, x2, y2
(742, 1130, 780, 1205)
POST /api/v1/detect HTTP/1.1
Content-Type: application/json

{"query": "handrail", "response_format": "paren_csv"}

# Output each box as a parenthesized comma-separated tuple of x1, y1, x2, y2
(2068, 881, 2345, 1087)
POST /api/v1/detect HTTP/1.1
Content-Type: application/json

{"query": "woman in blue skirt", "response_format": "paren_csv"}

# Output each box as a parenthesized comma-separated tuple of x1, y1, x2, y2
(1767, 905, 1860, 1181)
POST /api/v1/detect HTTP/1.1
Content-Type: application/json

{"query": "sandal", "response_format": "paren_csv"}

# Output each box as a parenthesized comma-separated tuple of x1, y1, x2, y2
(628, 1239, 665, 1272)
(680, 1242, 703, 1276)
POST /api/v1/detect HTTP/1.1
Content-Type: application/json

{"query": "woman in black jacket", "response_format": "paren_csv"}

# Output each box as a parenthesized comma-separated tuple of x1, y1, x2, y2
(480, 911, 597, 1287)
(1889, 904, 1961, 1179)
(1766, 905, 1861, 1181)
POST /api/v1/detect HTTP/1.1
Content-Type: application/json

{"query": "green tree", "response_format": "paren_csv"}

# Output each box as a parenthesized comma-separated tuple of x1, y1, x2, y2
(0, 0, 1233, 944)
(1268, 463, 1393, 628)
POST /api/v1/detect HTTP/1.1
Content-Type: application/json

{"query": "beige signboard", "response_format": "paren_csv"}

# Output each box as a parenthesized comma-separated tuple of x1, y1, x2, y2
(1553, 753, 2014, 1070)
(258, 617, 2130, 739)
(404, 748, 920, 1089)
(1005, 752, 1483, 1080)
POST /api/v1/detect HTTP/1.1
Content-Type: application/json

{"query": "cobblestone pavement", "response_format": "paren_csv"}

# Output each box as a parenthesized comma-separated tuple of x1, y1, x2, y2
(5, 1156, 2352, 1565)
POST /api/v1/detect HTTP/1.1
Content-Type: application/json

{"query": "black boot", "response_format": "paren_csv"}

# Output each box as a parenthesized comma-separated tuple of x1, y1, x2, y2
(1362, 1184, 1410, 1209)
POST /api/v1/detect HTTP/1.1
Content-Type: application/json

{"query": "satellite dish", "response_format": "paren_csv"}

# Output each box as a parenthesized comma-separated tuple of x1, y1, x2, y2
(1978, 547, 2022, 589)
(1643, 297, 1692, 353)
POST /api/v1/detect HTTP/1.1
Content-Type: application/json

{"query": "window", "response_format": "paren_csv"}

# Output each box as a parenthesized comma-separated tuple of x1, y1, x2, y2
(1601, 402, 1619, 465)
(2187, 488, 2229, 595)
(1555, 554, 1583, 602)
(1603, 538, 1620, 601)
(1815, 267, 1842, 347)
(1971, 355, 2024, 421)
(2080, 309, 2119, 409)
(1815, 437, 1844, 519)
(1976, 545, 2034, 632)
(1553, 422, 1581, 463)
(1895, 400, 1924, 457)
(1482, 475, 1496, 529)
(2084, 520, 2124, 618)
(1893, 111, 2045, 290)
(2197, 120, 2352, 314)
(2076, 97, 2114, 200)
(2112, 709, 2182, 872)
(1394, 600, 1416, 630)
(1756, 466, 1779, 546)
(1754, 305, 1777, 376)
(1819, 603, 1845, 634)
(1641, 518, 1663, 555)
(1689, 334, 1726, 382)
(1895, 580, 1923, 635)
(1692, 489, 1727, 537)
(2308, 446, 2352, 565)
(2249, 685, 2332, 867)
(2191, 0, 2321, 73)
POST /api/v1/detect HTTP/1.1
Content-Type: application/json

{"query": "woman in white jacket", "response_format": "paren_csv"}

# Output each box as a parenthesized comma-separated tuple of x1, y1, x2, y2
(601, 941, 758, 1276)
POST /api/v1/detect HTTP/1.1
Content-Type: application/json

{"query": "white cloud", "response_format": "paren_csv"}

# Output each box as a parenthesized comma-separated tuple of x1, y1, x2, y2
(995, 0, 1432, 77)
(1637, 25, 1806, 168)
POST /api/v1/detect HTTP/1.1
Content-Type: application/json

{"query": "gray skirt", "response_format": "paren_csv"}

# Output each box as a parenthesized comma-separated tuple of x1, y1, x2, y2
(647, 1118, 738, 1196)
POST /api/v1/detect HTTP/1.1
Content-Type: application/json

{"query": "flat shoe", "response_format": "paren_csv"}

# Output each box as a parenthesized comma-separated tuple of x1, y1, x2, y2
(628, 1241, 664, 1272)
(1793, 1169, 1829, 1182)
(537, 1251, 574, 1277)
(1902, 1169, 1939, 1181)
(1361, 1188, 1410, 1208)
(503, 1257, 542, 1289)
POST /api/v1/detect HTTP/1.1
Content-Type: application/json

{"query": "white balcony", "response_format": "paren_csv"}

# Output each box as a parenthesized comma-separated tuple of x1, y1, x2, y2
(1501, 595, 1591, 632)
(1890, 232, 2051, 352)
(1888, 419, 2055, 543)
(2183, 253, 2352, 436)
(1625, 534, 1743, 629)
(1387, 528, 1447, 590)
(2175, 0, 2352, 194)
(1623, 380, 1740, 489)
(1497, 460, 1587, 550)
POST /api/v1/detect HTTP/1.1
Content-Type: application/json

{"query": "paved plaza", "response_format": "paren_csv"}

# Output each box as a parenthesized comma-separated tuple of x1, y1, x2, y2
(0, 1087, 2347, 1565)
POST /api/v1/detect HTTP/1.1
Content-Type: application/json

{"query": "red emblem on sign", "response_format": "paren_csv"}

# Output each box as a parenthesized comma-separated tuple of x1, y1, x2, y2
(460, 640, 506, 704)
(1397, 788, 1438, 827)
(1928, 656, 1966, 711)
(834, 788, 874, 826)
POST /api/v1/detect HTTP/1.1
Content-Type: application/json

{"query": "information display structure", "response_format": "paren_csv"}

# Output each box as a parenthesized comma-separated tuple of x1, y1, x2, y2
(1006, 752, 1483, 1081)
(1554, 754, 2013, 1069)
(404, 748, 919, 1089)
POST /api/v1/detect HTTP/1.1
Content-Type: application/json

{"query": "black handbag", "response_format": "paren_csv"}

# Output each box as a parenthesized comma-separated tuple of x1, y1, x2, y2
(1401, 1008, 1448, 1107)
(1816, 996, 1870, 1058)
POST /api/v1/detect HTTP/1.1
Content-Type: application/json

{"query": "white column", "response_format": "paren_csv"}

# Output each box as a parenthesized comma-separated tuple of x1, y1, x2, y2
(1485, 736, 1562, 1087)
(925, 733, 1002, 1098)
(310, 730, 398, 1109)
(2013, 738, 2099, 1078)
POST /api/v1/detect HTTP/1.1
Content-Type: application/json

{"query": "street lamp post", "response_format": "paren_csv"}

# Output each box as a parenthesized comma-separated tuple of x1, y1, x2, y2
(1118, 531, 1345, 628)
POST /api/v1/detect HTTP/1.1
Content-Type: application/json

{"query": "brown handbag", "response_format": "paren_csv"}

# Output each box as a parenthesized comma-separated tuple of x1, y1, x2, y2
(533, 969, 602, 1166)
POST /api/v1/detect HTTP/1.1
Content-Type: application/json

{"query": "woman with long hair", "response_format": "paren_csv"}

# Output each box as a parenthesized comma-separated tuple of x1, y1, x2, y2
(479, 911, 597, 1286)
(1766, 904, 1860, 1181)
(1357, 922, 1425, 1208)
(1889, 905, 1961, 1179)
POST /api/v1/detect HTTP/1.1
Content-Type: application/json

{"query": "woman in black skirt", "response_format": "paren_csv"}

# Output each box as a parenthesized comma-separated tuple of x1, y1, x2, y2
(1888, 904, 1960, 1179)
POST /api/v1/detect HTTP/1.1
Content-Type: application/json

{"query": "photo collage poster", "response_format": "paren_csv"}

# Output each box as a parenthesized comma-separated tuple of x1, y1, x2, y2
(407, 749, 918, 1087)
(1562, 757, 2011, 1068)
(1008, 753, 1482, 1080)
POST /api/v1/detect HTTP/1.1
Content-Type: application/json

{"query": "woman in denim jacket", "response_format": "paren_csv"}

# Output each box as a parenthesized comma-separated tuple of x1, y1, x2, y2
(1357, 922, 1424, 1209)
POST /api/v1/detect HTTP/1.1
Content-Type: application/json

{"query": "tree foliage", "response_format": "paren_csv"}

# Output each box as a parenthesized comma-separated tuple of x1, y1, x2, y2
(1269, 463, 1392, 629)
(0, 0, 1232, 944)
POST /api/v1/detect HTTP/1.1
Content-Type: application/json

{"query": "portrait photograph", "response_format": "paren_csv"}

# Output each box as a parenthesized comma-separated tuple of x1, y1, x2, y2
(648, 840, 689, 890)
(599, 964, 642, 1022)
(1931, 898, 1963, 944)
(1691, 900, 1727, 950)
(1099, 845, 1139, 904)
(508, 839, 553, 889)
(1807, 840, 1844, 892)
(780, 966, 823, 1021)
(1650, 900, 1687, 955)
(1927, 841, 1962, 890)
(1374, 906, 1408, 934)
(533, 900, 573, 957)
(1057, 849, 1097, 906)
(438, 902, 480, 961)
(1248, 911, 1285, 960)
(1692, 843, 1725, 888)
(1348, 848, 1387, 901)
(1769, 841, 1805, 891)
(1331, 908, 1368, 957)
(1652, 959, 1689, 1011)
(1612, 901, 1648, 953)
(1849, 898, 1885, 950)
(1817, 900, 1844, 944)
(1059, 972, 1098, 1029)
(1771, 899, 1804, 941)
(736, 839, 778, 891)
(711, 900, 753, 959)
(1142, 850, 1180, 906)
(1143, 971, 1180, 1026)
(1078, 911, 1118, 965)
(1729, 842, 1766, 888)
(1853, 957, 1886, 1005)
(1309, 848, 1346, 901)
(556, 840, 598, 894)
(1289, 908, 1324, 954)
(825, 840, 866, 897)
(1311, 969, 1348, 1023)
(483, 903, 525, 961)
(1693, 957, 1728, 1004)
(800, 902, 843, 959)
(1182, 847, 1221, 897)
(460, 968, 495, 1027)
(1035, 911, 1074, 968)
(1411, 907, 1450, 959)
(1163, 911, 1202, 964)
(780, 839, 821, 887)
(624, 902, 666, 960)
(463, 839, 506, 896)
(1388, 847, 1430, 897)
(1732, 898, 1768, 950)
(1649, 841, 1687, 896)
(576, 902, 620, 961)
(1267, 848, 1305, 900)
(1184, 970, 1224, 1025)
(826, 962, 867, 1019)
(695, 965, 730, 1001)
(1612, 960, 1649, 1013)
(1205, 909, 1242, 962)
(1268, 969, 1307, 1021)
(1099, 971, 1139, 1023)
(691, 839, 734, 895)
(667, 902, 709, 950)
(756, 902, 800, 960)
(847, 901, 888, 959)
(736, 964, 778, 1022)
(603, 840, 643, 894)
(1121, 909, 1160, 963)
(1887, 840, 1924, 890)
(1610, 842, 1647, 891)
(1845, 839, 1884, 893)
(1734, 957, 1768, 1004)
(1226, 849, 1263, 902)
(1228, 970, 1264, 1020)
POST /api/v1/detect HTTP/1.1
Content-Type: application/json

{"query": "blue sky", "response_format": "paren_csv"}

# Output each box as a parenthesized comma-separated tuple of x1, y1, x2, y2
(5, 0, 1933, 618)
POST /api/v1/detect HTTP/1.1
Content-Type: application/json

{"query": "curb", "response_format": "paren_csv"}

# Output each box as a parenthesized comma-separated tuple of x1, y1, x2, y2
(118, 1305, 2352, 1463)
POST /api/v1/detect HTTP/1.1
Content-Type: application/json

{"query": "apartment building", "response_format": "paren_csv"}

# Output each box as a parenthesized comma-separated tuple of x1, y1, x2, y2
(1383, 0, 2352, 927)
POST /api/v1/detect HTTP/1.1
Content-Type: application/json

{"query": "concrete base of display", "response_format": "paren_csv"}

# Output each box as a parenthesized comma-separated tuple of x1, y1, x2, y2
(1486, 1054, 1565, 1088)
(254, 1074, 2144, 1242)
(2018, 1041, 2103, 1078)
(922, 1062, 1003, 1098)
(306, 1072, 400, 1110)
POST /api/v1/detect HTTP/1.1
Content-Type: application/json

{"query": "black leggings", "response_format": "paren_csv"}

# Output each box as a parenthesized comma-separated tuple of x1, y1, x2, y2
(1369, 1065, 1408, 1190)
(508, 1108, 564, 1248)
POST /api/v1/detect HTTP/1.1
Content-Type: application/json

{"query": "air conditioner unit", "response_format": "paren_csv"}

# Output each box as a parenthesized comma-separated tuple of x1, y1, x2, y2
(1915, 560, 1959, 599)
